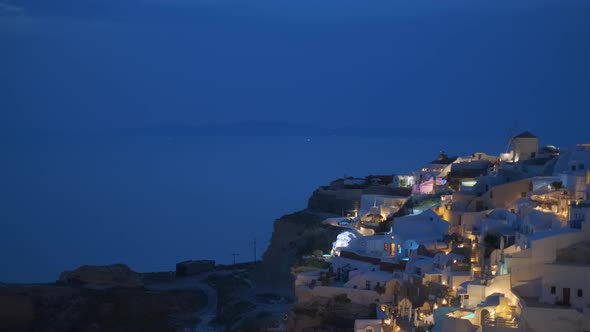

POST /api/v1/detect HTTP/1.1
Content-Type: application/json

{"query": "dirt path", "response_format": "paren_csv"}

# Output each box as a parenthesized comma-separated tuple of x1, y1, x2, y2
(192, 276, 218, 331)
(146, 273, 222, 331)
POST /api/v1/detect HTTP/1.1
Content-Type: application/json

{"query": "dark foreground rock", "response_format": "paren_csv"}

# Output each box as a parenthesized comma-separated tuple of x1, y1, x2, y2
(289, 296, 375, 331)
(0, 283, 206, 332)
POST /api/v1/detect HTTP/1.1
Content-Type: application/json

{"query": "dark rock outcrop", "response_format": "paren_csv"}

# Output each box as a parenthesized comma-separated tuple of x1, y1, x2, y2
(289, 297, 374, 331)
(253, 210, 340, 294)
(176, 260, 215, 277)
(58, 264, 143, 288)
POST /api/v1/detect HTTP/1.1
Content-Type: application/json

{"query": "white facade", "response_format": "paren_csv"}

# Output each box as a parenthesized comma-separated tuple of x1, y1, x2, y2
(354, 320, 383, 332)
(416, 163, 445, 183)
(511, 132, 539, 162)
(392, 175, 415, 188)
(541, 264, 590, 308)
(508, 229, 585, 296)
(359, 195, 407, 220)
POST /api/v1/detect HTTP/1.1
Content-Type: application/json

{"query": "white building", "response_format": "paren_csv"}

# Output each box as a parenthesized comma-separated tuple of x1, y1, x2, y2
(392, 175, 416, 188)
(360, 210, 450, 259)
(539, 241, 590, 309)
(415, 152, 456, 184)
(358, 194, 408, 220)
(509, 226, 586, 296)
(510, 131, 539, 162)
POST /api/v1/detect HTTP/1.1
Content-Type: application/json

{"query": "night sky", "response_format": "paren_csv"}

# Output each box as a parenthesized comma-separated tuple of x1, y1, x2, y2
(2, 0, 589, 136)
(1, 0, 589, 281)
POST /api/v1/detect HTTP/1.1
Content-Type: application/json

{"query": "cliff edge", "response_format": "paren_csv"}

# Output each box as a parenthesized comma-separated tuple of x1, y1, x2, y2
(252, 210, 341, 295)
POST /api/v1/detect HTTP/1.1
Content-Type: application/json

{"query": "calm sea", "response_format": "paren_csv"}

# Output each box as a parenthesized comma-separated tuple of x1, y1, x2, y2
(0, 132, 512, 282)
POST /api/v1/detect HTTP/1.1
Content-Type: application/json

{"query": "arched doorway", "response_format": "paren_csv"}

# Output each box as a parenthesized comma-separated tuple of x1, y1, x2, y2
(480, 309, 490, 326)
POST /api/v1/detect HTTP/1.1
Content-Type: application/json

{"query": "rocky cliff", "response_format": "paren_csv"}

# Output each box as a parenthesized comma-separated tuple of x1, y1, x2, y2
(253, 210, 341, 294)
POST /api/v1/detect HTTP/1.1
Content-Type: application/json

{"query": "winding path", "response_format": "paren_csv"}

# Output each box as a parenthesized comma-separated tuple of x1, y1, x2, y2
(193, 276, 218, 331)
(146, 273, 221, 331)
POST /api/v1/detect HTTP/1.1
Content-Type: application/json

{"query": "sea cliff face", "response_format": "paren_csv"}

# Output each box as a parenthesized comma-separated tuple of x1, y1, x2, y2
(253, 210, 341, 294)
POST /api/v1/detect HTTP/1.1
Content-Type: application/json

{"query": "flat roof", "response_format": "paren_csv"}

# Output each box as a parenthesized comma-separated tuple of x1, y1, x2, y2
(528, 228, 580, 242)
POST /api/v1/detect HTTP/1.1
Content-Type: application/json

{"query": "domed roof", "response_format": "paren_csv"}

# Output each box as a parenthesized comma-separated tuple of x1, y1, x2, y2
(514, 131, 537, 138)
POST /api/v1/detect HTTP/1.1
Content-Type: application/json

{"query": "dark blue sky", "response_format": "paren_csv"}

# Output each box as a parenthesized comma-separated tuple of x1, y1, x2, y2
(1, 0, 589, 141)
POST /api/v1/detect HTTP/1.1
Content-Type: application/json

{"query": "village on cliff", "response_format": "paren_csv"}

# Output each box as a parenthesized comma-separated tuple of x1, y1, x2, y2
(292, 132, 590, 332)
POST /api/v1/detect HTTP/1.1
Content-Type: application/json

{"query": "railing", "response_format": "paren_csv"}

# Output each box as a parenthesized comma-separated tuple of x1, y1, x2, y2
(483, 317, 519, 328)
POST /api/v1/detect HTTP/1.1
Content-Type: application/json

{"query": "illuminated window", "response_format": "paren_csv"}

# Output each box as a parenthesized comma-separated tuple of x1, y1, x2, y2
(384, 243, 389, 251)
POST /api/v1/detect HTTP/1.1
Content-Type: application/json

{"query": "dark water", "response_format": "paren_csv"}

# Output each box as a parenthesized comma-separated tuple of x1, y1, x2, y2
(1, 133, 509, 282)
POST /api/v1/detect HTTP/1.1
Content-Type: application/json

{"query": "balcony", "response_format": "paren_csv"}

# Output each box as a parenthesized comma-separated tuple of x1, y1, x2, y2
(482, 305, 521, 330)
(483, 317, 520, 330)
